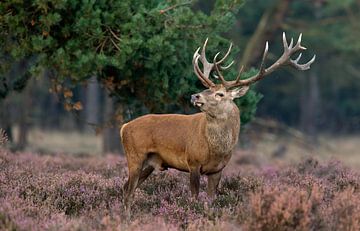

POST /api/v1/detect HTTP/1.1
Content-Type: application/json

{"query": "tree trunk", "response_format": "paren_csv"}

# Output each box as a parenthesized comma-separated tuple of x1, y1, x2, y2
(299, 2, 322, 142)
(17, 77, 32, 150)
(241, 0, 290, 67)
(42, 70, 61, 130)
(240, 5, 273, 68)
(46, 94, 61, 130)
(102, 93, 122, 154)
(86, 76, 101, 129)
(0, 99, 13, 142)
(300, 69, 320, 141)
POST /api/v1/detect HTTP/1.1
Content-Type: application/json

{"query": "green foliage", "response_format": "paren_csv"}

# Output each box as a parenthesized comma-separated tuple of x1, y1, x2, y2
(0, 0, 261, 124)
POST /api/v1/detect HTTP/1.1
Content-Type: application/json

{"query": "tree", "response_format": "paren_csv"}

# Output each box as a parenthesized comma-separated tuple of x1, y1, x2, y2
(0, 0, 261, 129)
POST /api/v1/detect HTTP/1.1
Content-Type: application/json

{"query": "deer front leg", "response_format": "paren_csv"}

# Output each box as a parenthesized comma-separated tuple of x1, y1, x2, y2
(189, 166, 201, 198)
(207, 171, 222, 198)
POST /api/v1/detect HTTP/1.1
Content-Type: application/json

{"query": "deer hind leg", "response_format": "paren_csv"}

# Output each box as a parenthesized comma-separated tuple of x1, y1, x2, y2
(123, 148, 147, 212)
(124, 164, 141, 214)
(207, 171, 222, 199)
(123, 162, 154, 218)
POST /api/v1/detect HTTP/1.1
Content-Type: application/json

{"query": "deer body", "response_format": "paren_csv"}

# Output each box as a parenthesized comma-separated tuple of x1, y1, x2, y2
(121, 104, 239, 176)
(122, 33, 315, 213)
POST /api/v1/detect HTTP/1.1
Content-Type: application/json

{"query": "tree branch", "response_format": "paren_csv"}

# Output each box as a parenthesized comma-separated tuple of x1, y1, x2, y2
(159, 1, 192, 14)
(240, 0, 290, 68)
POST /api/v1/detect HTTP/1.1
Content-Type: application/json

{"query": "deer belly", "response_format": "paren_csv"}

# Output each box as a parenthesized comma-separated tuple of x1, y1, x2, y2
(147, 135, 190, 171)
(146, 150, 189, 172)
(161, 152, 189, 171)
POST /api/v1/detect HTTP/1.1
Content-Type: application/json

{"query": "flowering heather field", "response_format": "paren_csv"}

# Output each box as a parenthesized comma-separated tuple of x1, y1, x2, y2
(1, 148, 360, 231)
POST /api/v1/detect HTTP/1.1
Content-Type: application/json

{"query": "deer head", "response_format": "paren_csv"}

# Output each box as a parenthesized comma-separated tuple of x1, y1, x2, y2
(190, 85, 249, 119)
(191, 33, 316, 118)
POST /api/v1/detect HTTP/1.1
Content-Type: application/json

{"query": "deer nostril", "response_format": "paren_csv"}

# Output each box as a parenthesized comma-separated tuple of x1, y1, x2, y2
(191, 94, 200, 101)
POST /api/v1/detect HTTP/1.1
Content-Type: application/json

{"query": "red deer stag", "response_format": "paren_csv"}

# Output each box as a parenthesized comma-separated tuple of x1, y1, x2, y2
(121, 33, 315, 211)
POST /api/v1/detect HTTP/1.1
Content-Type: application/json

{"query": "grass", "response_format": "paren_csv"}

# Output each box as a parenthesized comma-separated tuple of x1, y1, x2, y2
(242, 132, 360, 168)
(13, 127, 102, 155)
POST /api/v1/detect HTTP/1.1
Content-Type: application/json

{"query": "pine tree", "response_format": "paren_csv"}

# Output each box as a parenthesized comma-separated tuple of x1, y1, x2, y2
(1, 0, 261, 124)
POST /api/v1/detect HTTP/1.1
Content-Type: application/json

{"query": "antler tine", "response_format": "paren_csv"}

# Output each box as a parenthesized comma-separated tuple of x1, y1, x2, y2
(221, 60, 234, 70)
(294, 33, 306, 50)
(193, 39, 236, 88)
(192, 39, 216, 88)
(283, 32, 289, 51)
(195, 56, 215, 88)
(199, 38, 213, 77)
(290, 54, 316, 71)
(234, 65, 244, 83)
(294, 53, 302, 63)
(289, 38, 294, 50)
(212, 42, 237, 85)
(258, 41, 269, 74)
(283, 32, 315, 71)
(231, 41, 269, 86)
(213, 52, 229, 87)
(192, 47, 203, 81)
(212, 43, 240, 87)
(217, 43, 234, 70)
(193, 47, 214, 88)
(201, 38, 209, 59)
(283, 33, 304, 55)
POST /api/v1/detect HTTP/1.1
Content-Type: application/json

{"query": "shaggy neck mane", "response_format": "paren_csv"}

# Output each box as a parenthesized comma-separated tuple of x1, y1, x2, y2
(205, 105, 240, 154)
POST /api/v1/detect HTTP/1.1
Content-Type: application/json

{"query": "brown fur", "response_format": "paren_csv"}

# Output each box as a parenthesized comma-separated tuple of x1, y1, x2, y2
(121, 85, 248, 211)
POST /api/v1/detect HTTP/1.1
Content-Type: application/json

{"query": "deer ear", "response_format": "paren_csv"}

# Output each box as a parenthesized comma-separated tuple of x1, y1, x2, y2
(230, 86, 249, 99)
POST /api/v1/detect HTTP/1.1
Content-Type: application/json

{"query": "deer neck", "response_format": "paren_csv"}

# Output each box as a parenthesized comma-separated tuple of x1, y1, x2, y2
(204, 104, 240, 154)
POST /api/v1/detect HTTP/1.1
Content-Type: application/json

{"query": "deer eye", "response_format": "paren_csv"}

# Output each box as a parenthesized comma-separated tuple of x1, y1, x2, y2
(215, 93, 224, 97)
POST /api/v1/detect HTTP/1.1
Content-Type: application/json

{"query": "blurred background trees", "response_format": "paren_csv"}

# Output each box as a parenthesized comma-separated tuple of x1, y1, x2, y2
(0, 0, 359, 153)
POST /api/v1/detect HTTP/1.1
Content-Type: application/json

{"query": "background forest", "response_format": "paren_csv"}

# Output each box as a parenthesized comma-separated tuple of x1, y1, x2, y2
(1, 0, 359, 153)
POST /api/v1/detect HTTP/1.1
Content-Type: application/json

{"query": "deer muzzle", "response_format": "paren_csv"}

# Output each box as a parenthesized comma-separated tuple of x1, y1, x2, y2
(191, 94, 204, 107)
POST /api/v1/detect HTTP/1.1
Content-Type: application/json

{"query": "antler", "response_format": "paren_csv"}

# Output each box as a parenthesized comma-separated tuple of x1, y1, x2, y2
(192, 38, 233, 88)
(213, 32, 316, 89)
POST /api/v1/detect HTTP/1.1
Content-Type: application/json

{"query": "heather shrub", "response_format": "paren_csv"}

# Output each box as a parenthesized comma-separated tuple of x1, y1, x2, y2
(240, 185, 321, 231)
(0, 209, 18, 231)
(323, 188, 360, 231)
(2, 150, 360, 230)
